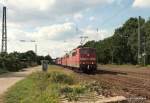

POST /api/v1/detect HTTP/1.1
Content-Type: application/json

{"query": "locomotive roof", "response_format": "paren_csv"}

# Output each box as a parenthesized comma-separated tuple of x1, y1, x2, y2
(60, 47, 96, 58)
(77, 47, 96, 49)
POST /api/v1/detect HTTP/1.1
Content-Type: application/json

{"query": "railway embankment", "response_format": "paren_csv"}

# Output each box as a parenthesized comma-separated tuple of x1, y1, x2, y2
(3, 65, 128, 103)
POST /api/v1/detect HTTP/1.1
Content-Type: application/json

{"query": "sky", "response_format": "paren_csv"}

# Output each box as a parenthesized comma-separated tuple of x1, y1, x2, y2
(0, 0, 150, 58)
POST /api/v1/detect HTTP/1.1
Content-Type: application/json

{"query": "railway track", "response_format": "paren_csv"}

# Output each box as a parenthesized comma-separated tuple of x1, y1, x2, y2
(63, 66, 150, 101)
(98, 75, 150, 97)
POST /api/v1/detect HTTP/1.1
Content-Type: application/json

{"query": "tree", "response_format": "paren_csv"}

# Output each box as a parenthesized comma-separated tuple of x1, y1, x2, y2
(145, 18, 150, 64)
(83, 17, 146, 65)
(45, 55, 53, 64)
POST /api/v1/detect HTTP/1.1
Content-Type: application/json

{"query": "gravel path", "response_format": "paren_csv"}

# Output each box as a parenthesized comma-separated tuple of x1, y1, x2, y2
(60, 65, 150, 102)
(76, 65, 150, 102)
(0, 66, 41, 101)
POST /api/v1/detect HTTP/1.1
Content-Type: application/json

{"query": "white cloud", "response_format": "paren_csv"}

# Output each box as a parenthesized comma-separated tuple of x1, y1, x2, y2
(89, 16, 96, 21)
(33, 22, 77, 41)
(0, 0, 115, 27)
(83, 27, 112, 41)
(7, 22, 77, 41)
(7, 0, 55, 11)
(74, 13, 83, 21)
(0, 0, 116, 57)
(6, 22, 79, 57)
(133, 0, 150, 8)
(5, 22, 112, 58)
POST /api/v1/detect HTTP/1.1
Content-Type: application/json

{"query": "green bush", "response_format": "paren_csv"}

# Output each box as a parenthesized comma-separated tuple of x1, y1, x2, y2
(47, 71, 74, 85)
(60, 85, 87, 101)
(0, 51, 53, 72)
(0, 53, 22, 71)
(0, 51, 40, 72)
(4, 71, 88, 103)
(0, 68, 8, 74)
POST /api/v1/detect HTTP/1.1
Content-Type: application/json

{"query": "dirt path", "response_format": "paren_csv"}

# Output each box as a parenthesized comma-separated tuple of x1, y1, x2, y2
(0, 66, 41, 101)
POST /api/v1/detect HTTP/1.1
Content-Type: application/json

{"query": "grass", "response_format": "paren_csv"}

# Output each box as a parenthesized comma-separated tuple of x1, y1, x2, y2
(145, 65, 150, 68)
(4, 65, 89, 103)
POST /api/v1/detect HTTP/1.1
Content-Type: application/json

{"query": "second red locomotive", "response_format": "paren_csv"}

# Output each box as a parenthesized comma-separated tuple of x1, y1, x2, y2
(56, 47, 97, 73)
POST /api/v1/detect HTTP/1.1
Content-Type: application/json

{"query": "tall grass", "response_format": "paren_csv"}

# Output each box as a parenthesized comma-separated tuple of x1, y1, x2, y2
(4, 71, 88, 103)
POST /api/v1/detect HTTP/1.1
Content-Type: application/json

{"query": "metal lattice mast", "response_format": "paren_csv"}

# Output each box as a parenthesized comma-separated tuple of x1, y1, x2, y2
(1, 6, 7, 53)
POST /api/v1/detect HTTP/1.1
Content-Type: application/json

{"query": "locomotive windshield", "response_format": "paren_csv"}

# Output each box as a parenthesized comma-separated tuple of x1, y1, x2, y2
(80, 49, 96, 54)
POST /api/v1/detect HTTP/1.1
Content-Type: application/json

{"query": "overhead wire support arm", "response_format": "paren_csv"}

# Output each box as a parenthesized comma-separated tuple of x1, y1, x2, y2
(80, 36, 88, 46)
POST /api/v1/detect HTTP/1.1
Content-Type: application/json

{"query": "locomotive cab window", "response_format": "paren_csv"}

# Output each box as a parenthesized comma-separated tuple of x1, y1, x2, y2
(72, 51, 77, 56)
(80, 49, 96, 54)
(66, 54, 69, 58)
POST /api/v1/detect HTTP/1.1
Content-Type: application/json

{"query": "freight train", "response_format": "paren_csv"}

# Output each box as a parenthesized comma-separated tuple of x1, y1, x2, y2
(55, 47, 97, 73)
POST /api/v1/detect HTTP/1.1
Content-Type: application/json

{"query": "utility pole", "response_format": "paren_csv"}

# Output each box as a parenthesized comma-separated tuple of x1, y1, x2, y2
(138, 16, 141, 64)
(111, 48, 114, 64)
(97, 28, 99, 64)
(35, 44, 37, 55)
(1, 6, 7, 53)
(142, 33, 146, 66)
(97, 28, 99, 41)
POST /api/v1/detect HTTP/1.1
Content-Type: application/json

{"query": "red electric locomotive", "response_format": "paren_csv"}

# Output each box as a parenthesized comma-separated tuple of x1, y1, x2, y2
(56, 58, 62, 65)
(56, 47, 97, 73)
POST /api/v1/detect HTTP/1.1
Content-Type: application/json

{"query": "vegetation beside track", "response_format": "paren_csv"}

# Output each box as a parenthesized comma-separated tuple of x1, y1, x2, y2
(4, 65, 91, 103)
(4, 65, 147, 103)
(0, 68, 8, 74)
(0, 50, 53, 73)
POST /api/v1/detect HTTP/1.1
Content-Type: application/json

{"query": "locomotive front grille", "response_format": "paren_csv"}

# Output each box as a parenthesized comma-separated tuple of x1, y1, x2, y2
(80, 64, 97, 72)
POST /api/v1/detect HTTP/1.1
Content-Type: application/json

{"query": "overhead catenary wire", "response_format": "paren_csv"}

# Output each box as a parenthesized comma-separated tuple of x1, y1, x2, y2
(96, 1, 132, 41)
(76, 2, 132, 43)
(94, 2, 142, 64)
(99, 1, 132, 28)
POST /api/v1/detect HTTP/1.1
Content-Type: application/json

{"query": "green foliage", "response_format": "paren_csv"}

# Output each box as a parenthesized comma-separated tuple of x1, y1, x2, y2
(0, 53, 22, 71)
(84, 17, 150, 65)
(0, 50, 53, 72)
(36, 55, 53, 65)
(0, 68, 8, 74)
(48, 72, 74, 85)
(45, 55, 53, 64)
(36, 56, 45, 65)
(60, 85, 87, 101)
(4, 71, 88, 103)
